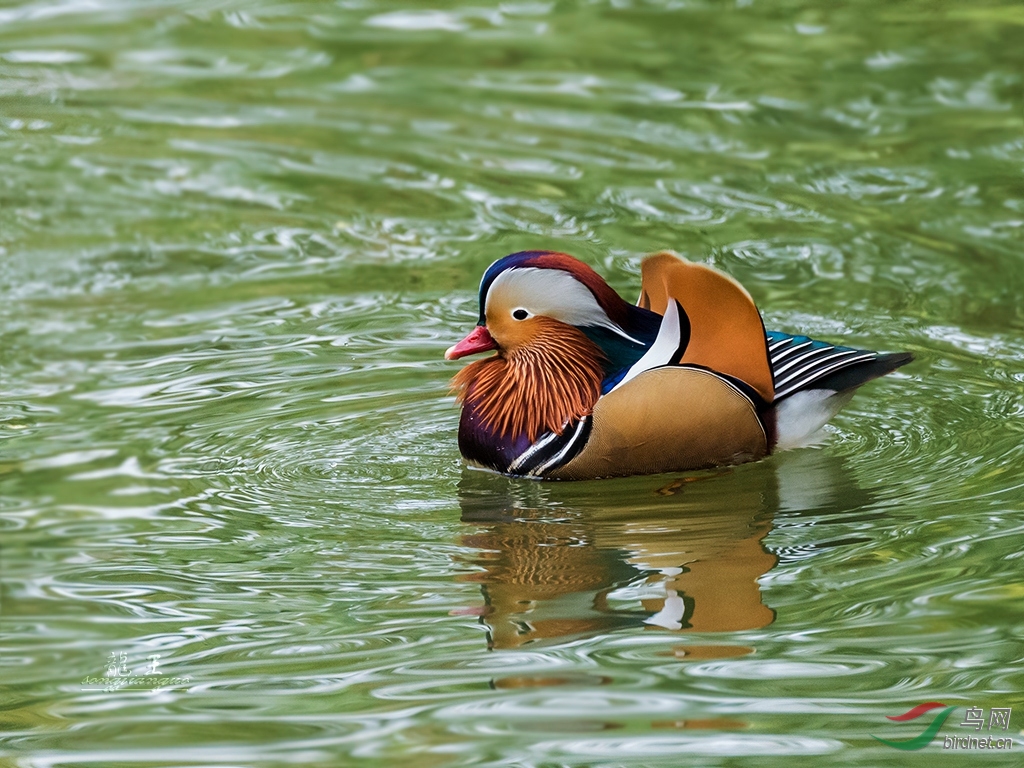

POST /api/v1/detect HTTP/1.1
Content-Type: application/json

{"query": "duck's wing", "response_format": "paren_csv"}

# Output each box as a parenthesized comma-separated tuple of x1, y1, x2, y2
(766, 330, 913, 450)
(766, 331, 912, 401)
(638, 252, 774, 403)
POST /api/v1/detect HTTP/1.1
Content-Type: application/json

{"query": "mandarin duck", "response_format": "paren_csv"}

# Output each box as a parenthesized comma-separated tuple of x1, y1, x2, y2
(445, 250, 912, 480)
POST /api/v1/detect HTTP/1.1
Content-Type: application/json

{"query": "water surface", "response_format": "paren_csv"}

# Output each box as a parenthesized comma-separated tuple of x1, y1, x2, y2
(2, 1, 1023, 765)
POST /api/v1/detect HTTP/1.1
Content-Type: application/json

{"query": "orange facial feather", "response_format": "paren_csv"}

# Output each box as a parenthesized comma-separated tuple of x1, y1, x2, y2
(452, 318, 606, 443)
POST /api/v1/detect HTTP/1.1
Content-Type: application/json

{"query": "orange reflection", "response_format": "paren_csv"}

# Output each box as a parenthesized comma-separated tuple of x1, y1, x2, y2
(457, 451, 861, 652)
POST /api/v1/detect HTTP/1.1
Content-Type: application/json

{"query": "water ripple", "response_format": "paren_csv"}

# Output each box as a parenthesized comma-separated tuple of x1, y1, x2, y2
(2, 0, 1023, 765)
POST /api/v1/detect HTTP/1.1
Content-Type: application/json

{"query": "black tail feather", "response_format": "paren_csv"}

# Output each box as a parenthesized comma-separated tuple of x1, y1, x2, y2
(810, 352, 913, 395)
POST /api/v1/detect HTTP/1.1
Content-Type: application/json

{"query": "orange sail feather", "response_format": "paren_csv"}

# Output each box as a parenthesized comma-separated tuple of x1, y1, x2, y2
(638, 252, 775, 403)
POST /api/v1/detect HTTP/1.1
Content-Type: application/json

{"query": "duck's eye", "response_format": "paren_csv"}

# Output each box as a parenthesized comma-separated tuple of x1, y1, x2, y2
(512, 308, 529, 321)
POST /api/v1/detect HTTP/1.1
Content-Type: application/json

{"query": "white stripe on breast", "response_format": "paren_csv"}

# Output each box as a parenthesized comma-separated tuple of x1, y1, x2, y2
(609, 299, 682, 394)
(508, 429, 563, 473)
(530, 418, 589, 477)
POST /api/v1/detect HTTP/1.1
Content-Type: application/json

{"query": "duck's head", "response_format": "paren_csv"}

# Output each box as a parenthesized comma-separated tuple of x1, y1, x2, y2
(445, 250, 656, 364)
(445, 251, 663, 446)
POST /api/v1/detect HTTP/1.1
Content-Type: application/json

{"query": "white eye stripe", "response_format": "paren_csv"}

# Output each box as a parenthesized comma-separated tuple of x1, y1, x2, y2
(486, 267, 639, 342)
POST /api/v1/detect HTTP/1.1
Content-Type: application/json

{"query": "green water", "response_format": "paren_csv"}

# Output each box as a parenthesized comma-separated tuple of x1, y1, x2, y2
(2, 0, 1023, 765)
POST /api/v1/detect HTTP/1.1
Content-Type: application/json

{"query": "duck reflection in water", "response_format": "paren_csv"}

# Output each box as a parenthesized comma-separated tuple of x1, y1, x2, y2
(456, 450, 870, 651)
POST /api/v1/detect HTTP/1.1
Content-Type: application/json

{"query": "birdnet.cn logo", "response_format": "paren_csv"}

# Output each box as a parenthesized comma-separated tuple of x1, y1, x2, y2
(872, 702, 1015, 751)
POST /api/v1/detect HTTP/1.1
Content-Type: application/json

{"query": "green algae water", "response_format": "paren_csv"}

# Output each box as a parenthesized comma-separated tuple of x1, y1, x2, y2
(2, 1, 1023, 764)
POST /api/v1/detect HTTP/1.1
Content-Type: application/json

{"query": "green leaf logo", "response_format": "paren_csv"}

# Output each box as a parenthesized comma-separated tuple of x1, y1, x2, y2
(873, 702, 957, 751)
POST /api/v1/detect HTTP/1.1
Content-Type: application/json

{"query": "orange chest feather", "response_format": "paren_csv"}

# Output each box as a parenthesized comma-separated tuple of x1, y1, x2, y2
(452, 324, 607, 443)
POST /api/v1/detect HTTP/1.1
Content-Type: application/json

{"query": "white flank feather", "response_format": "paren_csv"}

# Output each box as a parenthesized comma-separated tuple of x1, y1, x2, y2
(773, 389, 855, 451)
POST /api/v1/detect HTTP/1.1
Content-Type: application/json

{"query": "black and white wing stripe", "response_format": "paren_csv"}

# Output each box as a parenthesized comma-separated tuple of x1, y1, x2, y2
(506, 416, 593, 478)
(767, 331, 879, 401)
